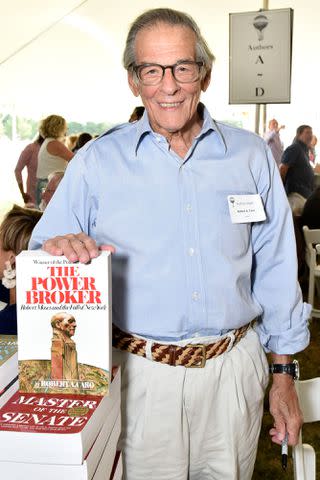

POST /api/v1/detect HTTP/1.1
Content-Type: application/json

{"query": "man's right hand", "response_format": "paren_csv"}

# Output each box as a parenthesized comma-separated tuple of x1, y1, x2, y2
(43, 233, 115, 263)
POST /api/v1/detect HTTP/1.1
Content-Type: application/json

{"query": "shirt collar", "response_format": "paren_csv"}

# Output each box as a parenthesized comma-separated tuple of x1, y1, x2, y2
(134, 111, 152, 154)
(134, 103, 227, 156)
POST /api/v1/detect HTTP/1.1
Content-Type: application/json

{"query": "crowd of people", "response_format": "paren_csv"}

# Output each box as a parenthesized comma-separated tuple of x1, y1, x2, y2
(0, 7, 319, 479)
(13, 115, 93, 210)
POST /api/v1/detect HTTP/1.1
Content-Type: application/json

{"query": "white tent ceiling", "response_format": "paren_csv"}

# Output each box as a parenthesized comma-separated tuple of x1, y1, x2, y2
(0, 0, 319, 129)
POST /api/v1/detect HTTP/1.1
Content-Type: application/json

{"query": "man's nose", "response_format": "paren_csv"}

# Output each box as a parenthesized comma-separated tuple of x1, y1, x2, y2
(160, 67, 180, 94)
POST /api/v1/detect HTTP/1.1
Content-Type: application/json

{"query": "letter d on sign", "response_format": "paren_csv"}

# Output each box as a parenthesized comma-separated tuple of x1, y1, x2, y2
(255, 87, 265, 97)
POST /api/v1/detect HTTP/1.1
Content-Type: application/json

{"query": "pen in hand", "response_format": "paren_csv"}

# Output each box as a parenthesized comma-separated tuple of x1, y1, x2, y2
(281, 432, 288, 470)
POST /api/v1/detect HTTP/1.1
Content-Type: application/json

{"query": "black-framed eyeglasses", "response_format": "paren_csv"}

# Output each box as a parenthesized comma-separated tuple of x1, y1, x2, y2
(133, 61, 204, 86)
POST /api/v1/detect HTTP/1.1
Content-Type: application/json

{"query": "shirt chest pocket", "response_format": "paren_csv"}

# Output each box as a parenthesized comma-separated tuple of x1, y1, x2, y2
(213, 191, 253, 259)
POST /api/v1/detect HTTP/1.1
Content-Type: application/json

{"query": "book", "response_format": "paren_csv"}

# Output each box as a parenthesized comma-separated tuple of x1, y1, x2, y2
(0, 377, 18, 409)
(16, 250, 112, 396)
(113, 453, 123, 480)
(92, 417, 121, 480)
(0, 366, 120, 465)
(0, 335, 18, 391)
(0, 398, 120, 479)
(109, 451, 123, 480)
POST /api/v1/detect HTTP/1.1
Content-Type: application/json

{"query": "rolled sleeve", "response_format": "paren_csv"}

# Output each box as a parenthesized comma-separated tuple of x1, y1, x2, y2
(251, 145, 310, 354)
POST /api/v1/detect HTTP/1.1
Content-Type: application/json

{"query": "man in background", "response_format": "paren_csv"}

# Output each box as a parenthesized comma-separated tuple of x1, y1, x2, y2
(280, 124, 314, 215)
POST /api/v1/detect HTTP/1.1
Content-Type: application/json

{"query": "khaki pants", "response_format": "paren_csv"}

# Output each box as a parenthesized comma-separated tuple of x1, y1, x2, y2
(113, 328, 269, 480)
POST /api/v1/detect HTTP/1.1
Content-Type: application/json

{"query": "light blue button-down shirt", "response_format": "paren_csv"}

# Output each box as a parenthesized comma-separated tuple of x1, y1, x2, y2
(30, 106, 310, 354)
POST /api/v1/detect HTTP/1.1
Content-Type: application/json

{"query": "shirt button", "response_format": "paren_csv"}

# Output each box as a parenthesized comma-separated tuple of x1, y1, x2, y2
(186, 204, 192, 213)
(192, 291, 200, 301)
(188, 247, 195, 256)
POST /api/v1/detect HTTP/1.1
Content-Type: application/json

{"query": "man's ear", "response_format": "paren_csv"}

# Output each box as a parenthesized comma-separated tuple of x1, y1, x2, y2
(128, 71, 140, 97)
(201, 69, 211, 92)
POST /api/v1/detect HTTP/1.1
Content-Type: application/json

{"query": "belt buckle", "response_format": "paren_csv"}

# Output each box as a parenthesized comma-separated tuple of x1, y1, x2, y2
(185, 344, 206, 368)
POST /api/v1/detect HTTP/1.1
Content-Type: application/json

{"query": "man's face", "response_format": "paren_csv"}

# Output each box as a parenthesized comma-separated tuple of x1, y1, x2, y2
(58, 315, 77, 337)
(128, 23, 211, 137)
(298, 127, 313, 147)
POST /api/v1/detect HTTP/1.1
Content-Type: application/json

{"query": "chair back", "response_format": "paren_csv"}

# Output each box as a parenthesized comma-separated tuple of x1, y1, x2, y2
(293, 378, 320, 480)
(296, 377, 320, 423)
(303, 226, 320, 248)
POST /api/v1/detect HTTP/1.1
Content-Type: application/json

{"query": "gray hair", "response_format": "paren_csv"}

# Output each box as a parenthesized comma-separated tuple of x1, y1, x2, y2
(123, 8, 215, 75)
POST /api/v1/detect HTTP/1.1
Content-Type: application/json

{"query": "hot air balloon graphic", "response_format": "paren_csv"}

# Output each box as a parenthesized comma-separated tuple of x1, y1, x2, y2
(253, 14, 269, 41)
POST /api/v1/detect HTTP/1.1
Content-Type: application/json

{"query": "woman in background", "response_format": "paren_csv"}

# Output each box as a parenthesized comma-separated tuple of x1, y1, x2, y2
(36, 115, 74, 206)
(0, 205, 42, 334)
(14, 134, 44, 206)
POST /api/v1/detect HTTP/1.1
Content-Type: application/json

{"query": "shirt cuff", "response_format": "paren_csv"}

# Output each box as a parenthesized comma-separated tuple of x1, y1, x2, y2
(255, 302, 311, 354)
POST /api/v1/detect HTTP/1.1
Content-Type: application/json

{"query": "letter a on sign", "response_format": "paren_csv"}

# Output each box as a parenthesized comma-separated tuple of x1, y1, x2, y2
(255, 55, 264, 64)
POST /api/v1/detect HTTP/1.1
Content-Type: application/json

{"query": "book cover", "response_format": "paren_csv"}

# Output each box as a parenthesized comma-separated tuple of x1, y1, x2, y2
(0, 377, 18, 409)
(0, 335, 18, 391)
(108, 451, 123, 480)
(16, 250, 112, 396)
(0, 367, 120, 465)
(92, 416, 121, 480)
(0, 397, 120, 479)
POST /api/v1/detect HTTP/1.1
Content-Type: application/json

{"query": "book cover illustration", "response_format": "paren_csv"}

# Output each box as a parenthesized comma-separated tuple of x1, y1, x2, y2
(0, 335, 18, 368)
(16, 251, 112, 396)
(0, 335, 18, 391)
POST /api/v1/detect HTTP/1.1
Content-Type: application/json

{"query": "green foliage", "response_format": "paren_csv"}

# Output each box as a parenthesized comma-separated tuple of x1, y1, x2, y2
(1, 114, 12, 138)
(68, 121, 112, 136)
(0, 113, 113, 140)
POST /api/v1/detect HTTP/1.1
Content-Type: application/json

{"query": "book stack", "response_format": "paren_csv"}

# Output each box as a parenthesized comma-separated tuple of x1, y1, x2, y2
(109, 451, 123, 480)
(0, 335, 18, 408)
(0, 251, 122, 479)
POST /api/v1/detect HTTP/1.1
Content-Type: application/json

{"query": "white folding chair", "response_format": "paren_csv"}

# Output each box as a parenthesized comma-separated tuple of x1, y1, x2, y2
(302, 226, 320, 318)
(293, 377, 320, 480)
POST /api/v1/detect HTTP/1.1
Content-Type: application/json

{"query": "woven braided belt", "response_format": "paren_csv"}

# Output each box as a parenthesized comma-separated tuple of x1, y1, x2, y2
(112, 323, 251, 368)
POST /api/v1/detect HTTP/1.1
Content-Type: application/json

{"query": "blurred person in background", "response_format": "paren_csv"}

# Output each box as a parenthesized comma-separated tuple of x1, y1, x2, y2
(280, 125, 314, 216)
(39, 171, 64, 211)
(0, 205, 42, 334)
(72, 132, 93, 153)
(36, 115, 74, 207)
(14, 134, 44, 207)
(129, 106, 145, 122)
(65, 134, 79, 152)
(264, 118, 285, 166)
(308, 134, 317, 164)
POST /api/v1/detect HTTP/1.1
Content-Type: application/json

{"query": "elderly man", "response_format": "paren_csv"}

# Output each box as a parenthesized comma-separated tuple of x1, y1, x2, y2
(280, 124, 314, 215)
(264, 118, 285, 166)
(30, 8, 309, 480)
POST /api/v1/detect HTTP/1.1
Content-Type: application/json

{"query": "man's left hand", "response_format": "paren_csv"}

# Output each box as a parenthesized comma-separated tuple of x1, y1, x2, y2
(269, 374, 303, 446)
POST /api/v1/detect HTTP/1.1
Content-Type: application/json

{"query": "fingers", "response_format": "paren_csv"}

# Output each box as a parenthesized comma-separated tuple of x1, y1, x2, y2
(100, 244, 116, 254)
(269, 425, 286, 445)
(269, 419, 302, 446)
(269, 379, 303, 446)
(43, 233, 99, 263)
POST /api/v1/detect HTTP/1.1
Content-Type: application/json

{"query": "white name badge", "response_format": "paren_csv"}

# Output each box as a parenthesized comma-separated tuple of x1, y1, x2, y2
(227, 194, 266, 223)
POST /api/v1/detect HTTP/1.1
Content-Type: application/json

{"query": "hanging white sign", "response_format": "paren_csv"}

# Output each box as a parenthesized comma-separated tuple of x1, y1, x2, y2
(229, 8, 293, 104)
